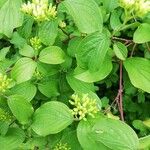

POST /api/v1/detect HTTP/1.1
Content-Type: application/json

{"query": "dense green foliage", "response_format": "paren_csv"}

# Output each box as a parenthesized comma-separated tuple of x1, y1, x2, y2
(0, 0, 150, 149)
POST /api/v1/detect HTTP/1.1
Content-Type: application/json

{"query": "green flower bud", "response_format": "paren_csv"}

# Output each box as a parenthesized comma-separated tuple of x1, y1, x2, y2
(0, 73, 12, 93)
(53, 142, 71, 150)
(21, 0, 57, 22)
(30, 36, 42, 51)
(69, 94, 99, 121)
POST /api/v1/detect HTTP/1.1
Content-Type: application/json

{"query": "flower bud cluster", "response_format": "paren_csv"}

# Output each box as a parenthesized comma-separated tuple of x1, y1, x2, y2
(69, 94, 99, 121)
(33, 69, 43, 80)
(53, 142, 71, 150)
(59, 21, 66, 28)
(0, 108, 12, 122)
(119, 0, 150, 17)
(21, 0, 57, 22)
(30, 36, 42, 51)
(0, 73, 12, 93)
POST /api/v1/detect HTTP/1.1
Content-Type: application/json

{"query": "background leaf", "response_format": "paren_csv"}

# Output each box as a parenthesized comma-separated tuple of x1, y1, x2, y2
(39, 46, 65, 64)
(11, 57, 37, 84)
(8, 95, 34, 124)
(38, 20, 58, 46)
(133, 23, 150, 43)
(62, 0, 103, 34)
(0, 127, 25, 150)
(124, 57, 150, 93)
(0, 0, 23, 37)
(76, 32, 110, 72)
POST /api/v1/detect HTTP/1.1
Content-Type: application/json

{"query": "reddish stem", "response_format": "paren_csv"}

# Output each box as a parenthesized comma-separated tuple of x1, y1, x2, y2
(119, 61, 124, 121)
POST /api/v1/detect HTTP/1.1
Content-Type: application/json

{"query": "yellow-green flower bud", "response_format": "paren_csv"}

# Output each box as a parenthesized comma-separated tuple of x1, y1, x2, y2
(59, 21, 66, 28)
(53, 142, 71, 150)
(30, 36, 42, 50)
(0, 73, 12, 93)
(69, 94, 99, 121)
(21, 0, 57, 22)
(0, 108, 13, 122)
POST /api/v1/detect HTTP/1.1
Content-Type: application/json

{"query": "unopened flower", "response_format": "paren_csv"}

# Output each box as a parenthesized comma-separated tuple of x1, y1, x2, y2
(119, 0, 135, 9)
(0, 108, 13, 122)
(30, 36, 42, 50)
(69, 94, 99, 121)
(53, 142, 71, 150)
(21, 0, 57, 22)
(59, 21, 66, 28)
(0, 73, 12, 93)
(33, 69, 43, 80)
(119, 0, 150, 18)
(135, 0, 150, 17)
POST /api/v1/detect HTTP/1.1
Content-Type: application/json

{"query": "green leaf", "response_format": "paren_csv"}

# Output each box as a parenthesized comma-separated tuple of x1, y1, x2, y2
(39, 46, 65, 64)
(103, 0, 119, 12)
(74, 54, 112, 83)
(8, 95, 34, 124)
(38, 79, 59, 98)
(76, 32, 110, 72)
(19, 44, 35, 58)
(133, 23, 150, 43)
(61, 130, 82, 150)
(0, 0, 23, 37)
(113, 42, 127, 60)
(66, 73, 95, 93)
(139, 135, 150, 150)
(11, 57, 37, 84)
(62, 0, 103, 34)
(0, 127, 25, 150)
(124, 57, 150, 93)
(0, 47, 10, 61)
(18, 16, 34, 39)
(10, 32, 26, 49)
(10, 81, 37, 102)
(38, 20, 58, 46)
(31, 101, 73, 136)
(0, 121, 9, 136)
(110, 10, 122, 31)
(77, 117, 139, 150)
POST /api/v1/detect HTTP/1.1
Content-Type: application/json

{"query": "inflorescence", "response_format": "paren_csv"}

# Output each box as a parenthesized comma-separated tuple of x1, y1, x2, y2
(69, 94, 99, 121)
(21, 0, 57, 22)
(53, 142, 71, 150)
(119, 0, 150, 17)
(0, 73, 12, 93)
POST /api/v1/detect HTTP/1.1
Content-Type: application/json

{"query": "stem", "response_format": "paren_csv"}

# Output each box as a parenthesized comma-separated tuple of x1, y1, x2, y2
(112, 37, 133, 44)
(119, 61, 124, 121)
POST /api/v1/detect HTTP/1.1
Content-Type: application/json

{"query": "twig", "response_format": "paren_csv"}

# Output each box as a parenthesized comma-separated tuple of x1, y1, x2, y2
(112, 36, 133, 44)
(130, 43, 137, 57)
(119, 61, 124, 121)
(146, 43, 150, 52)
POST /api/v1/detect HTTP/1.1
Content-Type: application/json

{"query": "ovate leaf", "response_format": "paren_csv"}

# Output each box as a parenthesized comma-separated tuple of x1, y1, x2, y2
(62, 0, 103, 34)
(124, 57, 150, 93)
(10, 81, 37, 102)
(38, 20, 58, 46)
(0, 0, 23, 37)
(77, 117, 139, 150)
(39, 46, 65, 64)
(8, 95, 34, 125)
(133, 23, 150, 43)
(139, 135, 150, 150)
(11, 58, 37, 84)
(113, 42, 127, 60)
(0, 47, 10, 61)
(76, 32, 110, 72)
(0, 128, 25, 150)
(32, 101, 73, 136)
(74, 54, 112, 83)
